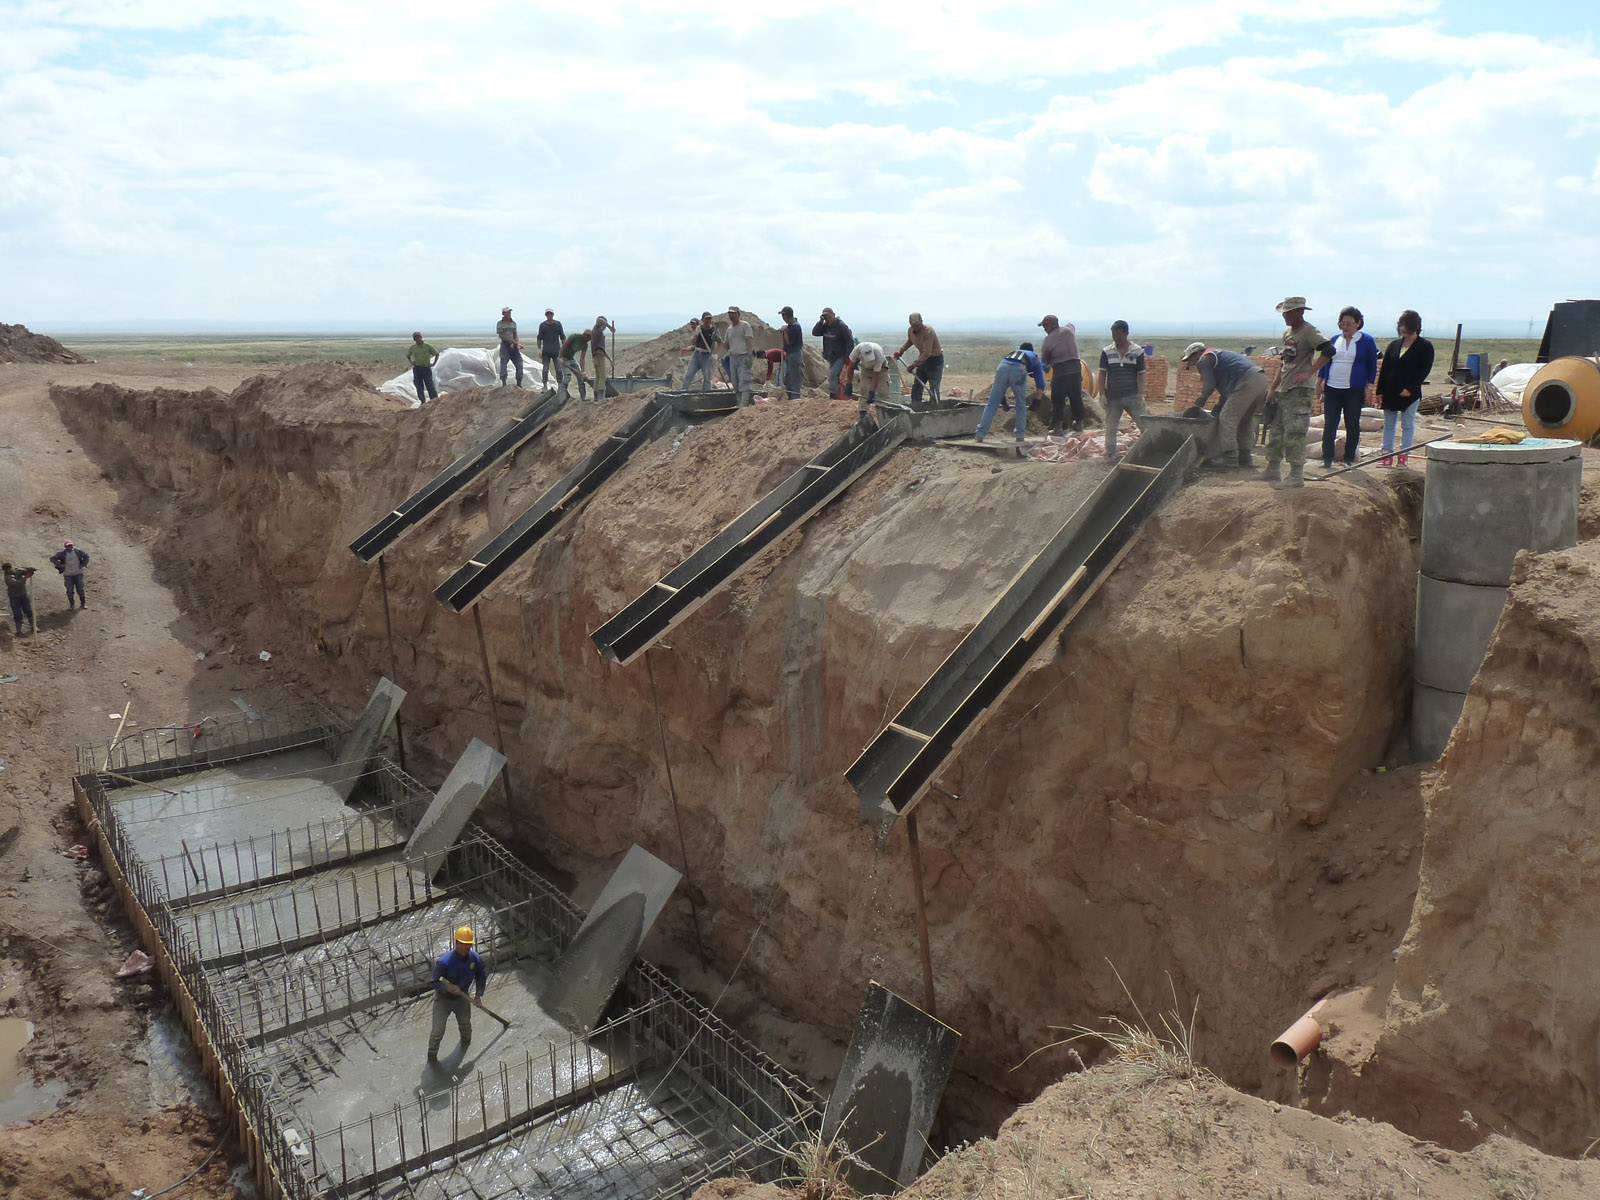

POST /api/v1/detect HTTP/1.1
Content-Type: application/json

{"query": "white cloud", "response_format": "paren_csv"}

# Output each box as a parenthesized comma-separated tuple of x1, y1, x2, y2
(0, 1, 1594, 326)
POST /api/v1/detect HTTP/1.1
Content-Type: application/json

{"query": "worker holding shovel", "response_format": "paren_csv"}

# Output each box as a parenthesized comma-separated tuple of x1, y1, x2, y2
(426, 925, 487, 1063)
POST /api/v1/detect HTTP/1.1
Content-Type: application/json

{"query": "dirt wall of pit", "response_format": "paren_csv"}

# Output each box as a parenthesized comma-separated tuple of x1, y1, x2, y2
(55, 366, 1426, 1132)
(1311, 540, 1600, 1157)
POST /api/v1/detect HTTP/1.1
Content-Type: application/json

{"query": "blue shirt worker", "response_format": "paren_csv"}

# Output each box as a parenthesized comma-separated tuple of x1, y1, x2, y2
(427, 925, 487, 1063)
(975, 344, 1047, 443)
(1182, 342, 1269, 468)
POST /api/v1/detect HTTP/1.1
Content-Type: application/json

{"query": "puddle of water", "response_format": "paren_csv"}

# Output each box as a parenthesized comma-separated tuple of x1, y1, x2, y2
(141, 1012, 213, 1113)
(0, 1014, 63, 1123)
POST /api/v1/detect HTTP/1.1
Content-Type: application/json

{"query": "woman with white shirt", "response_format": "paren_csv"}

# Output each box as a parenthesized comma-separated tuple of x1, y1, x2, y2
(1315, 306, 1379, 469)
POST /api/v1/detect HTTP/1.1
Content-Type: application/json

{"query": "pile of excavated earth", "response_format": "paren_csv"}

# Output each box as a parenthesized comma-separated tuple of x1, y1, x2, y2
(3, 346, 1600, 1198)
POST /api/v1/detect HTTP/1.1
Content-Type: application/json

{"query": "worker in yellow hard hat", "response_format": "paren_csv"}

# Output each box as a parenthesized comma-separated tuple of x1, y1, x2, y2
(426, 925, 487, 1064)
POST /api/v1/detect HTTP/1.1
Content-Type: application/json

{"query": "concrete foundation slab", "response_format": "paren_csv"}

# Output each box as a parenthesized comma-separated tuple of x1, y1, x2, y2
(405, 738, 506, 877)
(822, 981, 960, 1192)
(1413, 681, 1467, 762)
(111, 748, 406, 902)
(542, 846, 681, 1034)
(330, 679, 406, 800)
(1413, 576, 1508, 694)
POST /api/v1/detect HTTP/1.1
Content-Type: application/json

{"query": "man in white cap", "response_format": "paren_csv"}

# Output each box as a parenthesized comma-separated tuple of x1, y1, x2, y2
(50, 540, 89, 609)
(1263, 296, 1334, 489)
(1180, 342, 1269, 468)
(843, 340, 891, 427)
(718, 306, 755, 407)
(496, 307, 524, 388)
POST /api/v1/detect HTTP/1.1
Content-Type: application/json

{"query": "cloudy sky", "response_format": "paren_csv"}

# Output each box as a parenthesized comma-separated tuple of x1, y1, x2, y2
(3, 0, 1597, 332)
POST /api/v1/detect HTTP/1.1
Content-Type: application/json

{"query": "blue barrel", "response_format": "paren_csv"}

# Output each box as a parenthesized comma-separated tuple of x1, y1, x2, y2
(1466, 352, 1483, 380)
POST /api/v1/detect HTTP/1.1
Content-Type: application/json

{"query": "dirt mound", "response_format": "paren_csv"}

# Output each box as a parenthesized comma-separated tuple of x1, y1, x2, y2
(1309, 534, 1600, 1156)
(0, 323, 88, 364)
(615, 313, 830, 388)
(0, 1106, 239, 1200)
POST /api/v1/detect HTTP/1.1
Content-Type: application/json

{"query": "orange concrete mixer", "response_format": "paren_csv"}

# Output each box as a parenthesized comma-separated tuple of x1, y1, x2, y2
(1522, 356, 1600, 442)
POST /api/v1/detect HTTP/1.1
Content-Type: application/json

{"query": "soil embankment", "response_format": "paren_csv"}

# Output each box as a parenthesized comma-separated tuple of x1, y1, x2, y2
(1313, 538, 1600, 1156)
(1, 323, 88, 364)
(53, 365, 1433, 1135)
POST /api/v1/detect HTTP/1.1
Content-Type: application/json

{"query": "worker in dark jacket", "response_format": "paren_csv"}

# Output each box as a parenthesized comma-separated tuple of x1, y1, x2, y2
(3, 562, 36, 635)
(812, 307, 854, 398)
(1377, 309, 1435, 467)
(427, 925, 487, 1062)
(49, 540, 89, 609)
(536, 309, 565, 392)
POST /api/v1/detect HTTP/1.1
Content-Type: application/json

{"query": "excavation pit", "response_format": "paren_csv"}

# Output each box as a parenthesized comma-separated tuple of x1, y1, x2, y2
(75, 709, 818, 1200)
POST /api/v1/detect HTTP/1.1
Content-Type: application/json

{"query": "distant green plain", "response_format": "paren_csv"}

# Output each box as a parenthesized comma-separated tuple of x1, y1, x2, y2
(61, 330, 1542, 376)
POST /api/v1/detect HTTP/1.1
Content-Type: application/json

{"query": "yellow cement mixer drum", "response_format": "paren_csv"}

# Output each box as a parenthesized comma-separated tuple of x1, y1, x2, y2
(1522, 356, 1600, 443)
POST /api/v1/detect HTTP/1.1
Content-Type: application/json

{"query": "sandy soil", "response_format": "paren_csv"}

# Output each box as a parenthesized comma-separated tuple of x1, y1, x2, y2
(0, 359, 307, 1198)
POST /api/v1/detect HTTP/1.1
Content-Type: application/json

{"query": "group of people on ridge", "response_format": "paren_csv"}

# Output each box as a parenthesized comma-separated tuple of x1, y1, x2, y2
(1177, 296, 1436, 488)
(398, 298, 1437, 487)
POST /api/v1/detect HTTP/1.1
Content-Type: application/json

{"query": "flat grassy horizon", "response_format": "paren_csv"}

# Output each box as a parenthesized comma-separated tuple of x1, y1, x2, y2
(57, 330, 1542, 376)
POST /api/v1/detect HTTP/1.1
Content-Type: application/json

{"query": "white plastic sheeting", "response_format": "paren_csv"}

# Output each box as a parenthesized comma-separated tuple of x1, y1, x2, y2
(378, 346, 544, 408)
(1488, 362, 1540, 405)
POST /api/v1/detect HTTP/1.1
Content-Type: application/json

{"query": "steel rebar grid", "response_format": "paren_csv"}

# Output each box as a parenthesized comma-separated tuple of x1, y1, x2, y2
(77, 722, 820, 1200)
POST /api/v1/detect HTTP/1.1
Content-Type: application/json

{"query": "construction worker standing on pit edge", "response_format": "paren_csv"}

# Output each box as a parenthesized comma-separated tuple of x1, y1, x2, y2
(720, 306, 755, 407)
(427, 925, 487, 1063)
(1263, 296, 1335, 490)
(894, 313, 944, 408)
(496, 307, 524, 388)
(536, 309, 565, 393)
(591, 316, 616, 400)
(406, 333, 439, 405)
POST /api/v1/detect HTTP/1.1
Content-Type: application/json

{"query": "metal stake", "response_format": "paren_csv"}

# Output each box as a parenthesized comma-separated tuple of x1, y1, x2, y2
(378, 555, 408, 772)
(644, 649, 708, 969)
(905, 812, 937, 1017)
(471, 604, 519, 831)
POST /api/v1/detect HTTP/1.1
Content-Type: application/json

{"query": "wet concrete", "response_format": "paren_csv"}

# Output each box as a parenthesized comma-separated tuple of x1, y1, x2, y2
(111, 749, 405, 902)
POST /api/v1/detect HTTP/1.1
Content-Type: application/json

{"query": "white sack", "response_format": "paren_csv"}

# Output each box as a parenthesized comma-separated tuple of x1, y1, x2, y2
(379, 346, 543, 408)
(1488, 362, 1540, 405)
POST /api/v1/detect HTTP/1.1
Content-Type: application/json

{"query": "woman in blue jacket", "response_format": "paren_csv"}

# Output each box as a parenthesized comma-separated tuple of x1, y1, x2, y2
(1315, 306, 1379, 468)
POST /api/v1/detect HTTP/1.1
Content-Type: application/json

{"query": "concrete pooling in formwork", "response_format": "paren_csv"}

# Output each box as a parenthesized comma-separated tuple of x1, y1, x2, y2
(1413, 436, 1581, 760)
(74, 710, 817, 1200)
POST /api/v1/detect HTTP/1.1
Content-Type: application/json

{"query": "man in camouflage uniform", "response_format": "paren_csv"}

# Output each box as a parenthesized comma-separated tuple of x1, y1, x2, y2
(1262, 296, 1334, 490)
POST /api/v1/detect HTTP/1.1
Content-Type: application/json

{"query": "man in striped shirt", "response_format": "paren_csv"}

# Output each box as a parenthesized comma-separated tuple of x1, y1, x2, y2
(1096, 322, 1147, 459)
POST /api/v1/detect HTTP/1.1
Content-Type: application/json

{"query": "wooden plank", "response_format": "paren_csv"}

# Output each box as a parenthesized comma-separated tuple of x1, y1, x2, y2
(1020, 565, 1088, 642)
(887, 722, 932, 743)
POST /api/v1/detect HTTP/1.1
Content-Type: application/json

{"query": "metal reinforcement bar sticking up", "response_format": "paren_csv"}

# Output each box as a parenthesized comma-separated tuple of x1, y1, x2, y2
(435, 396, 679, 614)
(592, 416, 909, 664)
(349, 392, 569, 564)
(846, 424, 1201, 825)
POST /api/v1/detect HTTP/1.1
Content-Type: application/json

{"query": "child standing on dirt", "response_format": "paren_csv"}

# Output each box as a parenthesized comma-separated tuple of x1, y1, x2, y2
(3, 562, 36, 635)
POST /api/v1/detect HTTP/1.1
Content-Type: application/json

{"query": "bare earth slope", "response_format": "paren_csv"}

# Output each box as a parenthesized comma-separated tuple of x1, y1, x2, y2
(55, 365, 1430, 1137)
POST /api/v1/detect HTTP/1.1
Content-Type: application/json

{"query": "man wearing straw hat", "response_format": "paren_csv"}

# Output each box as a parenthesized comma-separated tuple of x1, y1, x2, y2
(1262, 296, 1334, 490)
(427, 925, 487, 1062)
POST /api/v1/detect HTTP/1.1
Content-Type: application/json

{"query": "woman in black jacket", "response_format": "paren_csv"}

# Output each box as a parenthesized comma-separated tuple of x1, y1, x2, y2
(1377, 310, 1435, 466)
